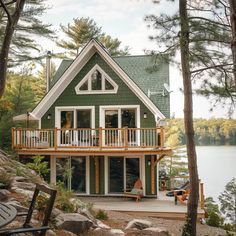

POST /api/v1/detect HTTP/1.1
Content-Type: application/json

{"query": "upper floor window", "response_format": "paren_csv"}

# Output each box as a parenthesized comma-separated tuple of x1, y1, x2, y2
(75, 65, 118, 94)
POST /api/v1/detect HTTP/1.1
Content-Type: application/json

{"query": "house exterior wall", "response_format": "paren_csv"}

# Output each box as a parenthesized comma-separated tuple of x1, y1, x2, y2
(41, 52, 156, 128)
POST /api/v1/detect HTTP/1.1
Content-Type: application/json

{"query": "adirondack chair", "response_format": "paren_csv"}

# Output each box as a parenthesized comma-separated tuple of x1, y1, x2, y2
(174, 188, 190, 205)
(0, 183, 57, 236)
(124, 179, 143, 202)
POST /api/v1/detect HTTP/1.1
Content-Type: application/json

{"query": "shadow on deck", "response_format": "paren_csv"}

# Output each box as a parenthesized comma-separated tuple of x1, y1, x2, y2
(79, 192, 205, 220)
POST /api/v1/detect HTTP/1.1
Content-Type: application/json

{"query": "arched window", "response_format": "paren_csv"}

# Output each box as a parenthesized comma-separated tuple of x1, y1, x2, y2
(75, 65, 118, 94)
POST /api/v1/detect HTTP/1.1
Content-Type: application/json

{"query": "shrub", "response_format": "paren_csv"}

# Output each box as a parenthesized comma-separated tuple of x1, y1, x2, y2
(0, 171, 12, 189)
(54, 181, 76, 213)
(95, 209, 108, 220)
(26, 155, 49, 180)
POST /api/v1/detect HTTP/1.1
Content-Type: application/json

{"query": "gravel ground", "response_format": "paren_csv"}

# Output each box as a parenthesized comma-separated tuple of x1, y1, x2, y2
(102, 210, 236, 236)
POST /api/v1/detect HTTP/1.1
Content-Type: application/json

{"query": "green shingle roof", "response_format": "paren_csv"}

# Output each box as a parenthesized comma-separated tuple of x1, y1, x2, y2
(50, 55, 170, 118)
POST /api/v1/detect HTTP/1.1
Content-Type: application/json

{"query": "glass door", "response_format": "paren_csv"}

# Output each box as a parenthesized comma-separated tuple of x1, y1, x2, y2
(108, 157, 124, 193)
(105, 110, 118, 146)
(125, 158, 140, 190)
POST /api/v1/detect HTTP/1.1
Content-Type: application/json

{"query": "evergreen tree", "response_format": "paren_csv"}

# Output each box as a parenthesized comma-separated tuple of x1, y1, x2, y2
(219, 178, 236, 231)
(57, 17, 130, 57)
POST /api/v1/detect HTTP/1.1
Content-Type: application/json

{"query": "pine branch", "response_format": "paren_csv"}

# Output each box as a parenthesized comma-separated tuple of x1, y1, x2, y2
(0, 0, 12, 23)
(189, 16, 230, 28)
(191, 63, 233, 74)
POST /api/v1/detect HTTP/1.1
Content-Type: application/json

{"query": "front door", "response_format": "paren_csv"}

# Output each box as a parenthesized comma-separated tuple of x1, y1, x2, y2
(108, 157, 140, 193)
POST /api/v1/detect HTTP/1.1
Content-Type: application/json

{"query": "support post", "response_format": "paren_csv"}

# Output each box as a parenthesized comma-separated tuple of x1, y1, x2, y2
(160, 127, 164, 148)
(99, 127, 102, 150)
(11, 128, 15, 149)
(50, 156, 56, 184)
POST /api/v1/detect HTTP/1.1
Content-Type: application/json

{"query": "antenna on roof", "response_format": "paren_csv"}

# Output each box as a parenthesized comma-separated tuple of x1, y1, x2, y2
(148, 83, 172, 98)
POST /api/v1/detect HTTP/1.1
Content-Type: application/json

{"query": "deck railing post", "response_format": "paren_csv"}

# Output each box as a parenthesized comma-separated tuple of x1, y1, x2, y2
(54, 128, 57, 150)
(11, 128, 15, 149)
(124, 128, 128, 149)
(99, 127, 102, 149)
(200, 182, 204, 210)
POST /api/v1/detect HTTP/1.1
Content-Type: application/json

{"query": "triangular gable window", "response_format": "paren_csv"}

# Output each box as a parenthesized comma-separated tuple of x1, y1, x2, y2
(75, 65, 118, 94)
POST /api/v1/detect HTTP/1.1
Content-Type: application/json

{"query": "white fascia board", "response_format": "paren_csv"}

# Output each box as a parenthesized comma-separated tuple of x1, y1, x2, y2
(32, 39, 166, 121)
(32, 40, 96, 118)
(93, 42, 166, 120)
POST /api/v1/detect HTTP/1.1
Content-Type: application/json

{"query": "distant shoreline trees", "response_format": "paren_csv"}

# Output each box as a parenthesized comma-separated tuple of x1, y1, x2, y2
(165, 118, 236, 146)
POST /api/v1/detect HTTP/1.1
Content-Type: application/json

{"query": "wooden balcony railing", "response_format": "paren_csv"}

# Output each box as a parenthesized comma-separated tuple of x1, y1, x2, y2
(11, 127, 165, 150)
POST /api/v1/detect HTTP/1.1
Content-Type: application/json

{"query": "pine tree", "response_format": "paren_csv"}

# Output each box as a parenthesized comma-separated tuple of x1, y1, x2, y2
(57, 17, 130, 57)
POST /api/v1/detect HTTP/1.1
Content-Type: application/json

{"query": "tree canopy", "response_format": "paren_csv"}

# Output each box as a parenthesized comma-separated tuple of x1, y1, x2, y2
(57, 17, 130, 57)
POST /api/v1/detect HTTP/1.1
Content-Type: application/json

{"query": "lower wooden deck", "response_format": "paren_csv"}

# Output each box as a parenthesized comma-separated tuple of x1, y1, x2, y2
(79, 193, 205, 220)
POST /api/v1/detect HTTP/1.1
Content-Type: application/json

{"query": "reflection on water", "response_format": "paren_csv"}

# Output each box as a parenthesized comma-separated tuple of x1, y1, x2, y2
(196, 146, 236, 201)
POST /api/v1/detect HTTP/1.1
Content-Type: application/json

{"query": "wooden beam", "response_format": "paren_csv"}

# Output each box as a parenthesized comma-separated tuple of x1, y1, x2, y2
(200, 182, 204, 210)
(50, 155, 56, 184)
(154, 154, 166, 166)
(95, 156, 100, 194)
(151, 155, 155, 194)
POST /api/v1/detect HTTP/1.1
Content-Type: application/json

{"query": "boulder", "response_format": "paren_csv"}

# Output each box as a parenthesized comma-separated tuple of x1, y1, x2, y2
(8, 200, 28, 212)
(56, 213, 94, 234)
(0, 189, 10, 201)
(143, 227, 170, 236)
(96, 219, 111, 229)
(93, 228, 125, 235)
(11, 181, 35, 191)
(46, 229, 57, 236)
(56, 230, 77, 236)
(125, 219, 152, 230)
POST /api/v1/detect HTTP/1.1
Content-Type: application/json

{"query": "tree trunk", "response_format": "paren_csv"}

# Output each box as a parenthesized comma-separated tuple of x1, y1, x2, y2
(179, 1, 199, 235)
(0, 0, 26, 98)
(229, 0, 236, 91)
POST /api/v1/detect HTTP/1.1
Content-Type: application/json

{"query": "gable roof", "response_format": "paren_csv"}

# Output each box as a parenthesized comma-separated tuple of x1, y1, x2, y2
(32, 39, 168, 120)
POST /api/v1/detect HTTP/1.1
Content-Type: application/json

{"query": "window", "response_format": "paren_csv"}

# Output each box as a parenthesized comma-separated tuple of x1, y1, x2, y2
(75, 65, 118, 94)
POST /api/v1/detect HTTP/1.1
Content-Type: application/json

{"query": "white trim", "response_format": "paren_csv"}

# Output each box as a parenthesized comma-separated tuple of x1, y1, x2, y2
(31, 39, 165, 121)
(156, 159, 160, 199)
(75, 64, 118, 94)
(86, 156, 90, 195)
(55, 106, 95, 129)
(39, 119, 41, 129)
(99, 105, 140, 129)
(104, 156, 108, 195)
(141, 155, 146, 196)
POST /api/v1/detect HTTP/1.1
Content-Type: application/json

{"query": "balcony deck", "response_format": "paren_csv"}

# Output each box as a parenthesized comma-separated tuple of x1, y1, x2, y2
(12, 127, 172, 156)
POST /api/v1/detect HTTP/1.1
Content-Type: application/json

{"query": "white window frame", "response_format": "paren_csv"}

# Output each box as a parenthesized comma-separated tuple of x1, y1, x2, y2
(75, 64, 118, 94)
(55, 106, 95, 129)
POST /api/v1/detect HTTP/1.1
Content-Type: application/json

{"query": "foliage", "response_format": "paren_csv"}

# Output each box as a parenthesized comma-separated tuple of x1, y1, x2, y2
(219, 178, 236, 231)
(26, 155, 49, 179)
(145, 0, 235, 114)
(204, 197, 224, 227)
(165, 118, 236, 146)
(54, 181, 76, 213)
(0, 171, 12, 189)
(95, 209, 108, 220)
(57, 17, 130, 57)
(0, 0, 54, 65)
(0, 69, 46, 151)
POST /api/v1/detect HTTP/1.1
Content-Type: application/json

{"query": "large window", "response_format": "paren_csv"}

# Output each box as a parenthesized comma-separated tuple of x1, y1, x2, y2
(75, 65, 118, 94)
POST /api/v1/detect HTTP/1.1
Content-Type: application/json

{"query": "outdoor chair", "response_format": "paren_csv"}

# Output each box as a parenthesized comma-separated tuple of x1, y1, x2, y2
(174, 188, 190, 205)
(123, 179, 143, 202)
(0, 183, 57, 236)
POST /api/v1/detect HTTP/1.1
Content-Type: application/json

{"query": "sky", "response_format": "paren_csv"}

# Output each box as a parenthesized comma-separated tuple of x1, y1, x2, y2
(39, 0, 235, 119)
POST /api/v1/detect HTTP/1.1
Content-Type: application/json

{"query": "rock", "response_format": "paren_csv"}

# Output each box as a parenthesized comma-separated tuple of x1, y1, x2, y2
(93, 228, 125, 236)
(8, 200, 29, 212)
(13, 176, 29, 182)
(56, 230, 77, 236)
(80, 208, 97, 225)
(96, 219, 111, 229)
(143, 227, 170, 236)
(11, 181, 35, 191)
(109, 229, 125, 235)
(0, 189, 10, 201)
(10, 186, 34, 198)
(52, 208, 64, 217)
(46, 229, 57, 236)
(125, 219, 152, 230)
(56, 213, 94, 234)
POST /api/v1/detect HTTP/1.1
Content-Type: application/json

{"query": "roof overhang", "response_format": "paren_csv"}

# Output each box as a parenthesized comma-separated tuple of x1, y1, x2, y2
(32, 39, 166, 121)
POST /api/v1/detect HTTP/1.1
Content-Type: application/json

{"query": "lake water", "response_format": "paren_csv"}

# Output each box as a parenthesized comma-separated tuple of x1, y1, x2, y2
(196, 146, 236, 201)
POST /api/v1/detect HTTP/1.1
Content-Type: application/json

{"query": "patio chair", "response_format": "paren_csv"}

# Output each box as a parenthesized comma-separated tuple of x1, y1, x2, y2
(174, 188, 190, 205)
(0, 183, 57, 236)
(124, 179, 143, 202)
(166, 180, 190, 197)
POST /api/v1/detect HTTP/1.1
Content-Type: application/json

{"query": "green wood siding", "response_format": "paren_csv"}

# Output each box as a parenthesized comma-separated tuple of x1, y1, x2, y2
(41, 53, 156, 128)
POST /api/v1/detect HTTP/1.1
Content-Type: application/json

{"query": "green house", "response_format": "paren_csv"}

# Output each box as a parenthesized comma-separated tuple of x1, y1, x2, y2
(12, 39, 172, 197)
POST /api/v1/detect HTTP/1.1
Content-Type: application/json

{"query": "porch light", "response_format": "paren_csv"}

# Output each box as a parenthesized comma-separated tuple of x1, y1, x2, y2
(47, 114, 52, 120)
(143, 112, 147, 119)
